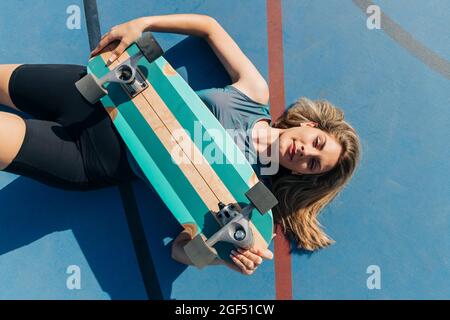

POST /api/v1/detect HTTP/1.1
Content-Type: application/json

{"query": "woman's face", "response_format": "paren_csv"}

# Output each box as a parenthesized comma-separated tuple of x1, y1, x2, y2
(278, 122, 342, 175)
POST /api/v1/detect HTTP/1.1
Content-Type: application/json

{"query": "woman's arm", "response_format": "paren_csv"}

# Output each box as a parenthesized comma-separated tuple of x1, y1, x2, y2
(90, 14, 213, 61)
(90, 14, 269, 104)
(204, 19, 270, 105)
(141, 14, 214, 38)
(143, 14, 269, 104)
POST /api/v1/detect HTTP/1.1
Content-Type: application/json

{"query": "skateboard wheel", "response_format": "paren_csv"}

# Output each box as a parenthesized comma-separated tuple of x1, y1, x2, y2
(75, 73, 108, 104)
(245, 181, 279, 214)
(136, 32, 164, 63)
(184, 234, 218, 269)
(116, 64, 134, 82)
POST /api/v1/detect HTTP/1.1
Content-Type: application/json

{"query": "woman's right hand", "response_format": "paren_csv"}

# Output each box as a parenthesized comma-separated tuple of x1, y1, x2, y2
(90, 17, 148, 64)
(225, 246, 274, 276)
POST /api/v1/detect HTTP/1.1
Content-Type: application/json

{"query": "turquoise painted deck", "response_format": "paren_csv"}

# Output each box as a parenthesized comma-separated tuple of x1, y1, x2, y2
(0, 0, 449, 299)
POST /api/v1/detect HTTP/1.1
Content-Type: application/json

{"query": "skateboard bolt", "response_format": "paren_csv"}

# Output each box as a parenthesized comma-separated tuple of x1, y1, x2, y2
(234, 229, 246, 241)
(117, 65, 133, 81)
(218, 202, 226, 210)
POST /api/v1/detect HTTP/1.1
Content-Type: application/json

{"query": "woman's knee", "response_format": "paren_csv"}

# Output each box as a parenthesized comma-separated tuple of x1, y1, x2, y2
(0, 64, 23, 110)
(0, 111, 26, 170)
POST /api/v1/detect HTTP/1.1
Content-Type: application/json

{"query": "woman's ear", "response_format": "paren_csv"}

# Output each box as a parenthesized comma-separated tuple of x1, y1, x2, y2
(301, 121, 318, 128)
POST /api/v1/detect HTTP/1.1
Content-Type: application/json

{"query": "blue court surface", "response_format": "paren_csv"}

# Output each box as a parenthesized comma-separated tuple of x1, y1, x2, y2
(0, 0, 449, 300)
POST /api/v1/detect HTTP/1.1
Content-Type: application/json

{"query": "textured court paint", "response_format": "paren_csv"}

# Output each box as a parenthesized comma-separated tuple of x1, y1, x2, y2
(1, 0, 448, 300)
(0, 179, 147, 299)
(283, 0, 450, 299)
(0, 172, 17, 190)
(353, 0, 450, 80)
(0, 231, 105, 300)
(83, 0, 101, 51)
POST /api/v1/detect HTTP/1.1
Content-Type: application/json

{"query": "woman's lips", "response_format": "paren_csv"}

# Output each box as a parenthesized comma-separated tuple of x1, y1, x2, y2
(290, 141, 295, 160)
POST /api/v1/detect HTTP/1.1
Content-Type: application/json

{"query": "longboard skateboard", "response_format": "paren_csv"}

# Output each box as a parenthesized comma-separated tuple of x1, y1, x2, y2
(76, 32, 277, 268)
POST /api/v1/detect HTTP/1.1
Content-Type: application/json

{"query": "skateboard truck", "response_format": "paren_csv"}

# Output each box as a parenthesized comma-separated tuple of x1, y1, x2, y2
(75, 32, 164, 104)
(184, 181, 278, 269)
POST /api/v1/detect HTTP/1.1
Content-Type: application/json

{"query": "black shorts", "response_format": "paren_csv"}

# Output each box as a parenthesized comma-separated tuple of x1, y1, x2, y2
(3, 64, 138, 191)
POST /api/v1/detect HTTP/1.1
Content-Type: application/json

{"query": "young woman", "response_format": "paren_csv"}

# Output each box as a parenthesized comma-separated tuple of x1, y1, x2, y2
(0, 14, 361, 275)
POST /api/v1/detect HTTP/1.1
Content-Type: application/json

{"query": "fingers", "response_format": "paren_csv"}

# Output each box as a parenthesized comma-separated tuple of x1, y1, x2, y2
(232, 250, 257, 269)
(107, 41, 130, 64)
(245, 247, 274, 261)
(182, 223, 198, 238)
(230, 253, 255, 276)
(230, 248, 265, 276)
(228, 246, 275, 276)
(225, 259, 252, 275)
(237, 248, 263, 265)
(90, 32, 118, 57)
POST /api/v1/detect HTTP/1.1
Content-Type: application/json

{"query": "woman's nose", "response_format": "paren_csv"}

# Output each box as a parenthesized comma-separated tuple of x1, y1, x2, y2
(299, 144, 317, 157)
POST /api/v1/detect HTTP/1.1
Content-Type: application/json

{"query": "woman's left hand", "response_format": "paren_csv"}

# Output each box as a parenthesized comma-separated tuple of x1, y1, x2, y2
(90, 18, 148, 63)
(227, 247, 274, 276)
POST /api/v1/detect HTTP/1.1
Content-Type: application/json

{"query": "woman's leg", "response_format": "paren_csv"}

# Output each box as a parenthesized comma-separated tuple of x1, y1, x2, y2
(1, 63, 136, 188)
(0, 111, 26, 170)
(1, 64, 92, 122)
(1, 116, 107, 191)
(0, 64, 22, 111)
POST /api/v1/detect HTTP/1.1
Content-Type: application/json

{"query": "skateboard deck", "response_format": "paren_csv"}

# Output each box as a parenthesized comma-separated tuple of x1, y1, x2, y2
(78, 33, 275, 266)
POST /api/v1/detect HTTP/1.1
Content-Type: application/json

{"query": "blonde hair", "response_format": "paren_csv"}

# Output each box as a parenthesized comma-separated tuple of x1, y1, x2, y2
(271, 98, 361, 251)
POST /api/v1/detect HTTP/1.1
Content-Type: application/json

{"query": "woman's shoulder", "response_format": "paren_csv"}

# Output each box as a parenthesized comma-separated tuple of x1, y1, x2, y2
(196, 85, 271, 117)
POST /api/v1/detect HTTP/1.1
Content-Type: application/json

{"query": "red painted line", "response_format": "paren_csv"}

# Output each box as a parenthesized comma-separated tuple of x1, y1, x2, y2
(266, 0, 293, 300)
(267, 0, 286, 121)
